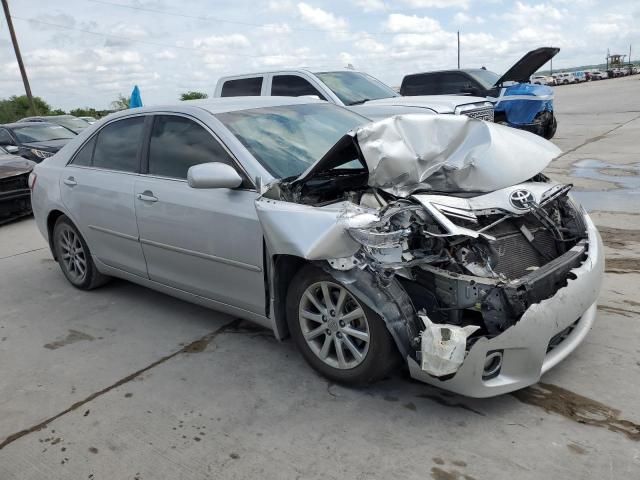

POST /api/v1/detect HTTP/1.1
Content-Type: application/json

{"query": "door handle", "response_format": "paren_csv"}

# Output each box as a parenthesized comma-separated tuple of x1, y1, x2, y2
(63, 176, 77, 186)
(136, 191, 158, 203)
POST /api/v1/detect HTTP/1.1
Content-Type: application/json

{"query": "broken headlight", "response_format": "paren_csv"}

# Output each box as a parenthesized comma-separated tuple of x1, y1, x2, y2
(347, 227, 409, 248)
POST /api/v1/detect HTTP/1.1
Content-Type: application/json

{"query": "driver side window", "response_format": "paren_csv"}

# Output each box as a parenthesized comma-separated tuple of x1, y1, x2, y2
(147, 115, 249, 186)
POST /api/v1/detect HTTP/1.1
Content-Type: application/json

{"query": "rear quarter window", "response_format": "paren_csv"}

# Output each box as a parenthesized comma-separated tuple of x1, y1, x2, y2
(220, 77, 263, 97)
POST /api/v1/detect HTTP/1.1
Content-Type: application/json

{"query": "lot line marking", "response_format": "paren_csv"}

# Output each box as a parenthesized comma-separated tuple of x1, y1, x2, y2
(556, 112, 640, 159)
(0, 317, 242, 450)
(0, 247, 48, 260)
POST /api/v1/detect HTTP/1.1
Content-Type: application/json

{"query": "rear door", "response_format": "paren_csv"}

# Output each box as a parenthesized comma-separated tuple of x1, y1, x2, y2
(133, 114, 265, 314)
(60, 115, 148, 277)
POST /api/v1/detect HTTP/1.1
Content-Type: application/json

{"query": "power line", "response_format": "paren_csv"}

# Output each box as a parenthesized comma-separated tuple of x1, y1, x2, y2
(86, 0, 400, 36)
(10, 15, 270, 58)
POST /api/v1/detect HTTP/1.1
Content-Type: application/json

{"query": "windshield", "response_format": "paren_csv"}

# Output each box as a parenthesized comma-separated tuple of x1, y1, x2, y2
(216, 103, 367, 178)
(13, 124, 76, 143)
(465, 69, 501, 89)
(315, 71, 398, 106)
(51, 116, 89, 132)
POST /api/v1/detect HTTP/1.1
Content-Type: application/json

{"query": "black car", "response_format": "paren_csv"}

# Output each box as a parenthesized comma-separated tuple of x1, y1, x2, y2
(400, 47, 560, 139)
(0, 122, 76, 162)
(0, 146, 35, 224)
(19, 114, 90, 134)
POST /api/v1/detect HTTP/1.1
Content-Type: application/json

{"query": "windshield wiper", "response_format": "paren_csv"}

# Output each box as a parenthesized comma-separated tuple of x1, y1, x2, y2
(348, 98, 372, 106)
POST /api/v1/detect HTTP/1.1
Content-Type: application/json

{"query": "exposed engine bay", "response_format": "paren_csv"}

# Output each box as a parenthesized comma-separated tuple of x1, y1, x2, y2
(265, 171, 588, 339)
(256, 114, 597, 383)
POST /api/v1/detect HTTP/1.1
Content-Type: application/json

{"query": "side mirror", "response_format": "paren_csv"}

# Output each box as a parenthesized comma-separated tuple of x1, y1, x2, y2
(187, 162, 243, 189)
(461, 86, 480, 96)
(4, 145, 19, 154)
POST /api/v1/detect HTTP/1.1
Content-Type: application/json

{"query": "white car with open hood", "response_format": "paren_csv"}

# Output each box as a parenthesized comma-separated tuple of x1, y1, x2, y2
(30, 97, 603, 397)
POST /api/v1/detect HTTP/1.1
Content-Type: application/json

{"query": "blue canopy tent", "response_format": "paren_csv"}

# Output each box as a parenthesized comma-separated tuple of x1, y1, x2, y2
(129, 85, 143, 108)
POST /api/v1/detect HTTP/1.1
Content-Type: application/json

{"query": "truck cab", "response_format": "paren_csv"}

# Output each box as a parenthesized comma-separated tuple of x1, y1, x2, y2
(214, 69, 494, 122)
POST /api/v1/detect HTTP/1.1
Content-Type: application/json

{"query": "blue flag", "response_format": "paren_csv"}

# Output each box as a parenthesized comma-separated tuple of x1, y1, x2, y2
(129, 85, 143, 108)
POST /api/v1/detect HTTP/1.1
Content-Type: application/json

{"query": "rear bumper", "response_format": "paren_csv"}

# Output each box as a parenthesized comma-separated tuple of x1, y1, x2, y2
(408, 214, 604, 398)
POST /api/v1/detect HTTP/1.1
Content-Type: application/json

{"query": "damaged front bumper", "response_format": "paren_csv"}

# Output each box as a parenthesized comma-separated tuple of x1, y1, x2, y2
(408, 214, 604, 398)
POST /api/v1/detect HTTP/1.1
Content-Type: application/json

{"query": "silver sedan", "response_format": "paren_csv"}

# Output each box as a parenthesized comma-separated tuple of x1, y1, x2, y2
(30, 97, 603, 397)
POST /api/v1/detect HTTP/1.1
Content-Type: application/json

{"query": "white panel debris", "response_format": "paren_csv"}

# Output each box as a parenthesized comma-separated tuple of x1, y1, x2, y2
(420, 316, 480, 377)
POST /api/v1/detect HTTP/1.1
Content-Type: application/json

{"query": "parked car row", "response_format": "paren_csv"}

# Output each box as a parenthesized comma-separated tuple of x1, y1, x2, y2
(0, 114, 92, 223)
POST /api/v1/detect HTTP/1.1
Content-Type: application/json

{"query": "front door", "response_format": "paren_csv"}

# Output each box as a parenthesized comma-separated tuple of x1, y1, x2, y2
(133, 114, 265, 315)
(60, 116, 148, 277)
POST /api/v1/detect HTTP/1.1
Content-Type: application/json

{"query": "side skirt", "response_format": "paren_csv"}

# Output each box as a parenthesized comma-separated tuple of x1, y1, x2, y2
(93, 257, 276, 333)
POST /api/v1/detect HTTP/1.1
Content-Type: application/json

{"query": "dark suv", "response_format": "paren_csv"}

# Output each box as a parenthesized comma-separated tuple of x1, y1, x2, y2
(400, 47, 560, 139)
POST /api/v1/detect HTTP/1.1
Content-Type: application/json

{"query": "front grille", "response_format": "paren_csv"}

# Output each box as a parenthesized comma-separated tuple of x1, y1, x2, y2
(491, 228, 558, 279)
(0, 172, 29, 191)
(462, 106, 494, 122)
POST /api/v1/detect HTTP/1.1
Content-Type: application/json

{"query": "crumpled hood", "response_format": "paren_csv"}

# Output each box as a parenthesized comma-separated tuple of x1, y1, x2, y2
(297, 114, 561, 197)
(360, 95, 490, 114)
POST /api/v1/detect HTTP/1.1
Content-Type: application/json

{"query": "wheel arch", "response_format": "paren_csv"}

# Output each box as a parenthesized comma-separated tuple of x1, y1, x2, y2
(269, 254, 310, 340)
(46, 209, 67, 260)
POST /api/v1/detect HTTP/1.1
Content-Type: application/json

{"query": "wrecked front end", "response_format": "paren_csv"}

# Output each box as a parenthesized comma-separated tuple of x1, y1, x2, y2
(257, 115, 603, 397)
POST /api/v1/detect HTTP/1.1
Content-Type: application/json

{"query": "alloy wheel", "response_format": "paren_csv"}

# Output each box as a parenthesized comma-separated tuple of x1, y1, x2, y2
(58, 225, 87, 283)
(298, 281, 370, 370)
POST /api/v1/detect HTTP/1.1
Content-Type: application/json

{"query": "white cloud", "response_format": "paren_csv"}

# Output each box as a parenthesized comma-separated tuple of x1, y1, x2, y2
(153, 50, 177, 60)
(297, 3, 349, 31)
(401, 0, 469, 9)
(384, 13, 441, 33)
(453, 12, 484, 25)
(353, 0, 386, 12)
(193, 34, 251, 49)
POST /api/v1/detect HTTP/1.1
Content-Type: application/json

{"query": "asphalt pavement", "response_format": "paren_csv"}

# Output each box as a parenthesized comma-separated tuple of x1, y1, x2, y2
(1, 75, 639, 479)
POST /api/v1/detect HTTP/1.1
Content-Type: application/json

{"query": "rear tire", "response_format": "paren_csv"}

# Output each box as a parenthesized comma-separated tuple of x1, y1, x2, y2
(286, 265, 398, 385)
(53, 215, 109, 290)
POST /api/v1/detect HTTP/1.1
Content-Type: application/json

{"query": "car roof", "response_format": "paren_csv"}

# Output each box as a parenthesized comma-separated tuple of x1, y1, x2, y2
(106, 96, 326, 119)
(21, 115, 75, 120)
(1, 121, 61, 128)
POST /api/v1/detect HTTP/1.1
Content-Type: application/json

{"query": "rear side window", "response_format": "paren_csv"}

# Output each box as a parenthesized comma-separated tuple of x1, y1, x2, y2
(148, 115, 237, 179)
(0, 128, 13, 145)
(271, 75, 326, 100)
(92, 117, 144, 172)
(220, 77, 263, 97)
(402, 73, 470, 95)
(71, 136, 96, 166)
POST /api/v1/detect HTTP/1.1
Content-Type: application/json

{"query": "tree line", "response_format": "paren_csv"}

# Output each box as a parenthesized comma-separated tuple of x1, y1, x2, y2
(0, 91, 209, 124)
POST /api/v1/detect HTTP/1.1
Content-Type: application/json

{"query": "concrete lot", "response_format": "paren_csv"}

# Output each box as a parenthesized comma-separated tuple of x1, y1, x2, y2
(1, 76, 640, 480)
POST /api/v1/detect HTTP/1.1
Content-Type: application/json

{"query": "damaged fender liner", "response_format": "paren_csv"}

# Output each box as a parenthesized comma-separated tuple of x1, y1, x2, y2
(322, 265, 419, 358)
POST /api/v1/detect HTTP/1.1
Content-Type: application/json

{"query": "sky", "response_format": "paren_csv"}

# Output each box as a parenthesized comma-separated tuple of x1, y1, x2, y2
(0, 0, 638, 110)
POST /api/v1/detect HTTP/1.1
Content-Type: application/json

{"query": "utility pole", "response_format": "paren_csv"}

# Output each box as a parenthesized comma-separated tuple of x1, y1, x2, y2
(550, 57, 553, 75)
(1, 0, 37, 115)
(457, 31, 460, 69)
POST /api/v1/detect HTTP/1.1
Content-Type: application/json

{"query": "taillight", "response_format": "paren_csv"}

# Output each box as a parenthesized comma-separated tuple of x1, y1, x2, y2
(28, 172, 37, 190)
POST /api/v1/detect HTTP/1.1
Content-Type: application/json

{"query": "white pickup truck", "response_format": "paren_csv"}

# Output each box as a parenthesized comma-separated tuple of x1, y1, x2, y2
(213, 69, 495, 122)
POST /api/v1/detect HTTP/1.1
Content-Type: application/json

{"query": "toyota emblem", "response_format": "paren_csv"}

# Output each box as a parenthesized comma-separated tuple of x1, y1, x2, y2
(509, 189, 534, 209)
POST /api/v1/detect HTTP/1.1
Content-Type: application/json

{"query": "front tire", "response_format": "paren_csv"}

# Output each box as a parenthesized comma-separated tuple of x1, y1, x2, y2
(286, 265, 398, 385)
(53, 215, 109, 290)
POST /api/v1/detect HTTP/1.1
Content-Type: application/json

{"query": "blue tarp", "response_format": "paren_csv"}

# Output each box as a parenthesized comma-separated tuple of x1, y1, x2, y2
(129, 85, 143, 108)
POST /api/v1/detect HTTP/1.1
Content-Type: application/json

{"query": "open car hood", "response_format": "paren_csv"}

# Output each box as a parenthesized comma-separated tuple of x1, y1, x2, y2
(495, 47, 560, 85)
(294, 113, 561, 196)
